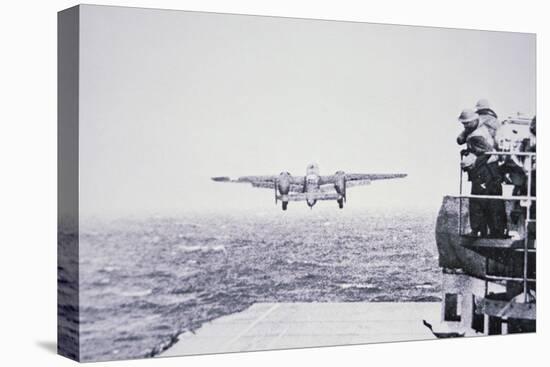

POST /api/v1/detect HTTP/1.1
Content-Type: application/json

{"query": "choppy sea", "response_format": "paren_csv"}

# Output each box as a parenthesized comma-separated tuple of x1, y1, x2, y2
(59, 209, 441, 361)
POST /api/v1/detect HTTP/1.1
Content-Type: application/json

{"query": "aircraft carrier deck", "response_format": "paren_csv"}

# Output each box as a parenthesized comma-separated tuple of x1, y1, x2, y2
(160, 302, 439, 357)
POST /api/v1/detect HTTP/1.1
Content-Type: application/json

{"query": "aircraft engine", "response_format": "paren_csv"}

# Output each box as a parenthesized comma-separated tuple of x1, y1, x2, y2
(277, 172, 291, 210)
(277, 172, 291, 195)
(333, 171, 346, 202)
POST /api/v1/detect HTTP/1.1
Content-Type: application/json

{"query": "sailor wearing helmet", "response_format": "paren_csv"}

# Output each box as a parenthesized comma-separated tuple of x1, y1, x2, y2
(474, 98, 501, 139)
(458, 109, 507, 238)
(457, 98, 501, 146)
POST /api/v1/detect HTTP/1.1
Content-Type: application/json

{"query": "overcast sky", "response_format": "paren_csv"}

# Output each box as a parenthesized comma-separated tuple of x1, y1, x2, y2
(78, 5, 536, 218)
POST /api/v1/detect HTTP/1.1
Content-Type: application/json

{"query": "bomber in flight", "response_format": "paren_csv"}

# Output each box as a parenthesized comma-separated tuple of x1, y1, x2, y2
(212, 163, 407, 210)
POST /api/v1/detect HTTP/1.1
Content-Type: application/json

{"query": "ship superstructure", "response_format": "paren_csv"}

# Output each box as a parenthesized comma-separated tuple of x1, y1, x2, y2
(431, 114, 536, 336)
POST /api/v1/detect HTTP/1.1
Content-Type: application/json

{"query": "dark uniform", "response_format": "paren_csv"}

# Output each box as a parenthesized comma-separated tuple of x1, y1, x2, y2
(462, 124, 507, 238)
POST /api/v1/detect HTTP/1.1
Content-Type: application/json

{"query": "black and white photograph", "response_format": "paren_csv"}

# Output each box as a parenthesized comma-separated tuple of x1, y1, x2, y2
(4, 0, 550, 366)
(55, 4, 539, 362)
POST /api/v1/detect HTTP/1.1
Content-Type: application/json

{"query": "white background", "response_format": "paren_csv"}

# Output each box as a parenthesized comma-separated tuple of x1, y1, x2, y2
(0, 0, 547, 366)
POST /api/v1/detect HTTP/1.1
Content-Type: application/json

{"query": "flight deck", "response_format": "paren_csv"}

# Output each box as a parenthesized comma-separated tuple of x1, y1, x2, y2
(160, 302, 439, 357)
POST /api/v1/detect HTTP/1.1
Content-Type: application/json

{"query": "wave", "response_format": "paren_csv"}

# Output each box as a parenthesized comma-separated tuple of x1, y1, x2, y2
(414, 284, 435, 289)
(339, 283, 379, 290)
(177, 244, 227, 253)
(284, 258, 336, 268)
(120, 289, 153, 297)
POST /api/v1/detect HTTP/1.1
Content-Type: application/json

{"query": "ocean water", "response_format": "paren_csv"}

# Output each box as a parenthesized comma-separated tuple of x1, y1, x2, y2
(60, 209, 441, 361)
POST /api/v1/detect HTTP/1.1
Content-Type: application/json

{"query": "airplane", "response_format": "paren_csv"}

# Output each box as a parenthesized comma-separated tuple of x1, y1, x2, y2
(212, 163, 407, 210)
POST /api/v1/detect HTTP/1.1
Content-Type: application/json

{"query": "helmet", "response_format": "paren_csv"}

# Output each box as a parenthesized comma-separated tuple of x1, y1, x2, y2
(475, 98, 490, 111)
(458, 109, 479, 123)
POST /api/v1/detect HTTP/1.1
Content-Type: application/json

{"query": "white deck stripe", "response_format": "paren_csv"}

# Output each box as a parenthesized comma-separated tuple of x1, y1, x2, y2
(221, 304, 280, 349)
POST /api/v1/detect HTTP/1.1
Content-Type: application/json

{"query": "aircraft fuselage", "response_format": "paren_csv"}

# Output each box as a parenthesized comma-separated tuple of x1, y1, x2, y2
(305, 163, 321, 208)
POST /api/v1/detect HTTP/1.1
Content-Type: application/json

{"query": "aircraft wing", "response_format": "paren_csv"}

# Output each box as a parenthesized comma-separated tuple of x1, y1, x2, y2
(346, 173, 407, 181)
(345, 173, 407, 185)
(211, 176, 305, 192)
(320, 173, 407, 186)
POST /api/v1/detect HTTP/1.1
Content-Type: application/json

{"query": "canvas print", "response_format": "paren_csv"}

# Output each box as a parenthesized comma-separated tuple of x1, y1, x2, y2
(58, 5, 536, 362)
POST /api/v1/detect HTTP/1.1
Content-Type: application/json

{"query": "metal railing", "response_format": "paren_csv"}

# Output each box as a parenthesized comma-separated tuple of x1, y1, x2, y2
(458, 151, 536, 303)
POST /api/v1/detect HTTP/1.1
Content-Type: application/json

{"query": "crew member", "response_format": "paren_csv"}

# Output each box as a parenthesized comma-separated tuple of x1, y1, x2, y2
(457, 99, 500, 146)
(502, 116, 536, 227)
(458, 109, 507, 238)
(475, 99, 500, 140)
